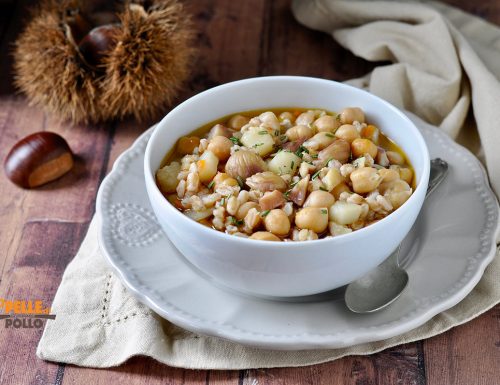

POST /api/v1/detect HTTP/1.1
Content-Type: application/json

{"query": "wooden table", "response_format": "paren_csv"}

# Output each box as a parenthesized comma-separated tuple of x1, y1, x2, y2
(0, 1, 498, 384)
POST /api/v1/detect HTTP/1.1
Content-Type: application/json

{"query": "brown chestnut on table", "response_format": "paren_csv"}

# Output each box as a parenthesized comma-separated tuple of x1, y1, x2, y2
(4, 132, 74, 188)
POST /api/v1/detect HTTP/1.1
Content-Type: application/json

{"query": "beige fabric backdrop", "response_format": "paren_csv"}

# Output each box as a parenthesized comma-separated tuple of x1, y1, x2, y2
(37, 0, 500, 369)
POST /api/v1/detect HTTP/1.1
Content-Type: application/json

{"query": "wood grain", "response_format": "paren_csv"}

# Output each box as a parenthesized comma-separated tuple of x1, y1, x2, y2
(0, 221, 88, 385)
(424, 306, 500, 385)
(239, 343, 425, 385)
(0, 0, 498, 384)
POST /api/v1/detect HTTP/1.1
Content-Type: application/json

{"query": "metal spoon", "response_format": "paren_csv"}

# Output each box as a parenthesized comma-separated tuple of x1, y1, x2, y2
(344, 158, 449, 313)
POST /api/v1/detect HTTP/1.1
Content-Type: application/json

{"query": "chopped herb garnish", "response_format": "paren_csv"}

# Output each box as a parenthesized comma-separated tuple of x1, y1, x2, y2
(289, 180, 298, 188)
(229, 136, 241, 145)
(284, 190, 291, 199)
(220, 197, 225, 206)
(335, 114, 341, 121)
(325, 133, 334, 138)
(253, 143, 264, 147)
(321, 209, 328, 214)
(260, 210, 271, 217)
(236, 176, 244, 188)
(229, 216, 244, 226)
(290, 161, 295, 169)
(258, 130, 268, 135)
(311, 170, 321, 180)
(311, 153, 319, 159)
(319, 186, 327, 191)
(294, 145, 309, 158)
(280, 135, 288, 142)
(274, 130, 280, 136)
(207, 180, 215, 189)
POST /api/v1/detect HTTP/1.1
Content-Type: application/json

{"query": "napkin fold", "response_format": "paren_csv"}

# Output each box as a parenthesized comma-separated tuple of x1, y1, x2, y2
(293, 0, 500, 195)
(37, 0, 500, 369)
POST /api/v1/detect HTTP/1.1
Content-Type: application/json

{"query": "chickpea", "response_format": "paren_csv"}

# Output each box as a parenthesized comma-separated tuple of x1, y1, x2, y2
(259, 111, 280, 131)
(398, 167, 413, 185)
(379, 179, 411, 195)
(351, 138, 378, 158)
(313, 115, 340, 132)
(236, 202, 260, 220)
(340, 107, 365, 124)
(304, 190, 335, 208)
(208, 124, 232, 139)
(177, 136, 200, 155)
(228, 114, 249, 130)
(264, 209, 291, 236)
(249, 231, 281, 241)
(380, 179, 412, 209)
(303, 132, 336, 151)
(331, 182, 351, 199)
(207, 136, 232, 161)
(386, 151, 405, 165)
(213, 172, 238, 188)
(318, 139, 351, 164)
(285, 125, 314, 141)
(295, 111, 315, 125)
(350, 167, 382, 194)
(295, 207, 329, 233)
(378, 168, 400, 183)
(360, 124, 379, 144)
(279, 111, 294, 122)
(335, 124, 360, 143)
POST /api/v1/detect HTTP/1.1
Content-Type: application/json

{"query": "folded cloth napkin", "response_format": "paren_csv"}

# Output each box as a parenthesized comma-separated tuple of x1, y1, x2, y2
(37, 0, 500, 369)
(293, 0, 500, 196)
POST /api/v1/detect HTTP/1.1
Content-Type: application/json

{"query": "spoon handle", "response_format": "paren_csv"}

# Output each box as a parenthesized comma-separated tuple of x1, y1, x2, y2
(396, 158, 448, 267)
(427, 158, 449, 197)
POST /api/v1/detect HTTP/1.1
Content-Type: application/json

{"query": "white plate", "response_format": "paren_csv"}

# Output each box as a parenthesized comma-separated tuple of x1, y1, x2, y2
(96, 113, 499, 350)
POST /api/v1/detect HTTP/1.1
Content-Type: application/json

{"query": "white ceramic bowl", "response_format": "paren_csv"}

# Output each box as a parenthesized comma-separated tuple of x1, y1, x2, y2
(144, 76, 430, 297)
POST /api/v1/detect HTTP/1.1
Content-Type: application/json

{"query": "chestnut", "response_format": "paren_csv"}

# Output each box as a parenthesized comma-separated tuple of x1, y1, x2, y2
(78, 24, 119, 67)
(4, 132, 74, 188)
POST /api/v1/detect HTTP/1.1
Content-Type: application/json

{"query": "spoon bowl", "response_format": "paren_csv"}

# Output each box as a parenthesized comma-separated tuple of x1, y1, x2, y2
(345, 158, 449, 313)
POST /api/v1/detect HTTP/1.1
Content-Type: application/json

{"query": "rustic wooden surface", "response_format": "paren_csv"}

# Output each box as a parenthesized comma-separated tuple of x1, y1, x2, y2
(0, 0, 499, 384)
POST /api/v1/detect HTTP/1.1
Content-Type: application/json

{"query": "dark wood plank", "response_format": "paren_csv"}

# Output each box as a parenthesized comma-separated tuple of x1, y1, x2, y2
(177, 0, 269, 99)
(238, 343, 424, 385)
(424, 306, 500, 385)
(0, 221, 89, 385)
(62, 356, 240, 385)
(262, 0, 376, 80)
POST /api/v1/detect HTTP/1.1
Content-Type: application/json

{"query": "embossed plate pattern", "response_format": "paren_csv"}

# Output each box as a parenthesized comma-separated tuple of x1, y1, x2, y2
(96, 113, 499, 350)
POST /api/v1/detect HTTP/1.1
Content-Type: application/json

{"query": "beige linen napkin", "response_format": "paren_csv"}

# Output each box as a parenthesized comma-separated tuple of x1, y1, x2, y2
(37, 0, 500, 369)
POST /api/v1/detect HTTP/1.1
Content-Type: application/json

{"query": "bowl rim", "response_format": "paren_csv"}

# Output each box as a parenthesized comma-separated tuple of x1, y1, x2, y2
(144, 75, 430, 247)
